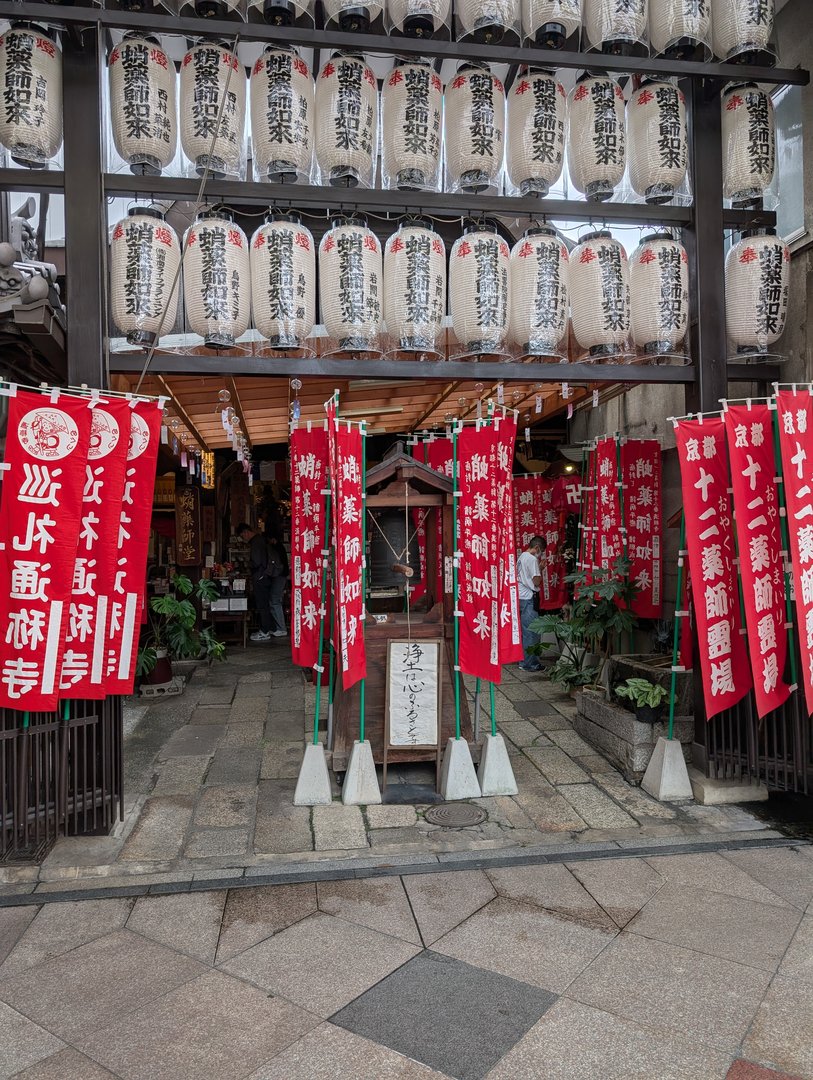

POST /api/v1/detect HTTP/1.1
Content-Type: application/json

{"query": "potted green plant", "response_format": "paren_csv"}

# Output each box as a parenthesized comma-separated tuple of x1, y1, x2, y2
(137, 573, 225, 684)
(614, 677, 669, 723)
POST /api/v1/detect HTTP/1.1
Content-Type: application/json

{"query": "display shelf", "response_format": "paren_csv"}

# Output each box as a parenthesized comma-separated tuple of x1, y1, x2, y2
(0, 3, 806, 87)
(0, 168, 64, 193)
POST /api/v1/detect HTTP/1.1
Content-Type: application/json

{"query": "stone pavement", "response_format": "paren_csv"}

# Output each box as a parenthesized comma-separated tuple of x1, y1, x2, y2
(0, 646, 785, 898)
(0, 845, 812, 1079)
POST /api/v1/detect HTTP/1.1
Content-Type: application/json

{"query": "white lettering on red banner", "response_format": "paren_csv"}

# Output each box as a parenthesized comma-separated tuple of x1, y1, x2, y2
(622, 440, 663, 619)
(290, 426, 329, 669)
(495, 417, 524, 663)
(328, 408, 366, 689)
(596, 437, 624, 572)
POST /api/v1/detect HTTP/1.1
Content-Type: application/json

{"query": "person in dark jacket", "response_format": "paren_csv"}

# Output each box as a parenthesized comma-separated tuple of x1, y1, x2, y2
(237, 523, 279, 642)
(265, 525, 289, 637)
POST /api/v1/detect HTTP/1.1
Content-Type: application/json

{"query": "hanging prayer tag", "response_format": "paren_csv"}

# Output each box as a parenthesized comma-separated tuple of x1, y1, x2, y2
(567, 404, 573, 419)
(161, 425, 169, 445)
(525, 427, 531, 442)
(497, 384, 504, 404)
(181, 451, 188, 467)
(593, 389, 599, 408)
(562, 381, 569, 399)
(535, 394, 542, 414)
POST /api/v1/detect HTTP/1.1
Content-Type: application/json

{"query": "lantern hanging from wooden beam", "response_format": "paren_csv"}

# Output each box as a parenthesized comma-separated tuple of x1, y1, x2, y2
(455, 0, 520, 43)
(319, 215, 382, 353)
(567, 73, 625, 202)
(315, 52, 378, 188)
(382, 59, 442, 192)
(582, 0, 648, 56)
(384, 218, 446, 358)
(386, 0, 452, 37)
(180, 40, 246, 180)
(712, 0, 776, 66)
(322, 0, 383, 32)
(108, 33, 177, 176)
(444, 61, 505, 195)
(722, 82, 776, 208)
(570, 230, 631, 361)
(630, 232, 690, 360)
(450, 223, 510, 358)
(250, 213, 315, 350)
(183, 210, 251, 349)
(110, 207, 181, 348)
(250, 45, 313, 184)
(725, 230, 789, 357)
(521, 0, 581, 48)
(649, 0, 711, 61)
(183, 0, 245, 19)
(0, 23, 62, 168)
(509, 225, 569, 360)
(506, 66, 566, 197)
(247, 0, 314, 25)
(628, 79, 687, 204)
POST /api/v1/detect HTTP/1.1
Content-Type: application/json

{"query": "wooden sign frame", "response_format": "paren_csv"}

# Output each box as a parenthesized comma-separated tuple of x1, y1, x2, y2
(383, 638, 443, 793)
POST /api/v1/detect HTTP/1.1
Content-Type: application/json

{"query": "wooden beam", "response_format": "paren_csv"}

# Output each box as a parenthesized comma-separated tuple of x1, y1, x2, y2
(155, 375, 210, 452)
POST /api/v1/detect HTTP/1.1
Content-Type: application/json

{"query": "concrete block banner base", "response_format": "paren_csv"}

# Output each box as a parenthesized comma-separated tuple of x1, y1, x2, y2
(294, 742, 333, 805)
(477, 733, 519, 796)
(342, 739, 382, 805)
(642, 736, 694, 803)
(440, 737, 482, 801)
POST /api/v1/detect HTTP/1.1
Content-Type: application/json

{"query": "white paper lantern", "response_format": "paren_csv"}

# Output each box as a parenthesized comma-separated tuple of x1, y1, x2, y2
(250, 214, 315, 349)
(319, 216, 382, 351)
(386, 0, 452, 36)
(382, 60, 442, 192)
(323, 0, 383, 31)
(180, 40, 246, 179)
(0, 23, 62, 168)
(628, 80, 687, 204)
(450, 225, 510, 356)
(250, 45, 313, 183)
(384, 220, 446, 355)
(456, 0, 520, 43)
(183, 211, 250, 348)
(726, 231, 789, 354)
(722, 82, 775, 207)
(506, 67, 566, 197)
(109, 34, 177, 176)
(509, 226, 569, 359)
(522, 0, 581, 47)
(630, 232, 689, 357)
(315, 53, 378, 189)
(111, 207, 181, 347)
(649, 0, 711, 60)
(712, 0, 776, 64)
(445, 62, 505, 194)
(583, 0, 648, 54)
(247, 0, 314, 26)
(567, 74, 625, 201)
(570, 231, 631, 359)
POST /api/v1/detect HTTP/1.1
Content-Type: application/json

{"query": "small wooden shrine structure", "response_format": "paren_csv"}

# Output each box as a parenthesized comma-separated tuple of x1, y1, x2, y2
(331, 445, 473, 775)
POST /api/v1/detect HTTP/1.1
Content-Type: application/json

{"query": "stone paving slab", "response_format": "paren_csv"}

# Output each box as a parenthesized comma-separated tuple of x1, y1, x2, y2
(742, 976, 813, 1080)
(119, 797, 194, 863)
(14, 1046, 118, 1079)
(0, 1000, 64, 1078)
(0, 898, 133, 978)
(126, 891, 227, 964)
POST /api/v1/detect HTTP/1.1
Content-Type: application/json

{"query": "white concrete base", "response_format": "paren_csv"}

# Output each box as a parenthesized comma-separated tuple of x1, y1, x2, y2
(440, 738, 482, 801)
(641, 736, 694, 803)
(688, 766, 769, 805)
(477, 734, 518, 796)
(293, 742, 333, 806)
(342, 739, 382, 805)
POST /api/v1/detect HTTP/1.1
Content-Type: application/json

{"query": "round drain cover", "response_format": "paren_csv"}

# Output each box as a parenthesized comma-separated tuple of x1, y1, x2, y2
(424, 804, 487, 828)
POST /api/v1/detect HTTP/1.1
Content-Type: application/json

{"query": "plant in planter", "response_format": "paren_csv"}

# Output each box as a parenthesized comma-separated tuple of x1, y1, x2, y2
(615, 677, 669, 723)
(137, 574, 225, 683)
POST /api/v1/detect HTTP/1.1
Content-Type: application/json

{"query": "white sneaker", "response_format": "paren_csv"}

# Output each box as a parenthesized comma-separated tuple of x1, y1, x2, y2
(250, 630, 272, 642)
(272, 629, 287, 638)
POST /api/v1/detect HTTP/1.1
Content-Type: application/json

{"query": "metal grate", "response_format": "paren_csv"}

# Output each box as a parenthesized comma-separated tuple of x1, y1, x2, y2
(425, 804, 487, 828)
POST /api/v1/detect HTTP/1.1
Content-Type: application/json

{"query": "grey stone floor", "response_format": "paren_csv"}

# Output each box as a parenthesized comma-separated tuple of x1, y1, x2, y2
(1, 646, 784, 897)
(0, 846, 812, 1079)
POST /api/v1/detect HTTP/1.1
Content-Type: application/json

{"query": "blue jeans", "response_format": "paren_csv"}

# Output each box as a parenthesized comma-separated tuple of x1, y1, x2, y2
(520, 597, 541, 669)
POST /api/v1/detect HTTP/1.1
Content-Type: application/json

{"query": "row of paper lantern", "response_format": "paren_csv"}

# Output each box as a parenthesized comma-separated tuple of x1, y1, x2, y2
(0, 26, 777, 210)
(110, 207, 789, 361)
(126, 0, 778, 66)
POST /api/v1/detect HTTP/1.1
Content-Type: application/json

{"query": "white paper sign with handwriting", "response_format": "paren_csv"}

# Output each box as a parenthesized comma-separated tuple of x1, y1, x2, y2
(386, 639, 440, 748)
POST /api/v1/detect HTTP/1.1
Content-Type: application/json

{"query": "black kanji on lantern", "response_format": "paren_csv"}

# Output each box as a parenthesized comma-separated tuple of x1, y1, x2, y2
(746, 89, 772, 178)
(756, 244, 785, 337)
(656, 245, 685, 331)
(199, 226, 229, 322)
(469, 74, 497, 159)
(334, 60, 362, 152)
(591, 81, 620, 167)
(655, 85, 684, 170)
(597, 244, 626, 331)
(530, 77, 561, 165)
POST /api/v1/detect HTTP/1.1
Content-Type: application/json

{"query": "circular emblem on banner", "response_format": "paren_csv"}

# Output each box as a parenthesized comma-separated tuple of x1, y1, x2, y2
(127, 411, 151, 460)
(87, 408, 120, 461)
(18, 407, 79, 461)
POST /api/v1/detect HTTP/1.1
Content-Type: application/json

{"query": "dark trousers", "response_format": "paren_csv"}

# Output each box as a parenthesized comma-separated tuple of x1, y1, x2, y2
(253, 575, 273, 633)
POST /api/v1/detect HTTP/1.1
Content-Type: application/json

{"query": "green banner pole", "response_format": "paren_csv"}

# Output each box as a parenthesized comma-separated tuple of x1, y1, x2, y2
(489, 681, 497, 738)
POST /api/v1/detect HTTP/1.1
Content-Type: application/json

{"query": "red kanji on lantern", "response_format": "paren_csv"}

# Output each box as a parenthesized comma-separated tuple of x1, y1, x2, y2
(574, 84, 589, 101)
(579, 246, 596, 263)
(615, 85, 624, 100)
(112, 223, 124, 242)
(637, 90, 654, 106)
(557, 83, 566, 98)
(431, 74, 442, 92)
(253, 233, 265, 249)
(681, 249, 688, 264)
(293, 58, 308, 77)
(36, 37, 55, 57)
(253, 58, 264, 76)
(295, 233, 310, 251)
(784, 247, 791, 262)
(639, 248, 656, 265)
(155, 227, 173, 247)
(451, 75, 467, 90)
(389, 70, 404, 87)
(390, 237, 405, 254)
(432, 237, 444, 255)
(322, 62, 335, 79)
(494, 79, 504, 94)
(228, 229, 243, 248)
(323, 234, 335, 253)
(110, 47, 120, 64)
(363, 235, 378, 253)
(182, 52, 192, 67)
(187, 231, 196, 246)
(151, 48, 168, 68)
(515, 80, 531, 95)
(561, 246, 569, 261)
(739, 246, 758, 263)
(726, 95, 744, 110)
(221, 51, 238, 71)
(679, 90, 686, 104)
(518, 241, 534, 258)
(499, 242, 510, 259)
(457, 241, 472, 257)
(364, 67, 375, 87)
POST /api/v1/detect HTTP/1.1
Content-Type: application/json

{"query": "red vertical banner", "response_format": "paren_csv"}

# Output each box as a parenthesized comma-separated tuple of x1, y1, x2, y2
(458, 424, 501, 682)
(596, 437, 624, 572)
(290, 425, 329, 669)
(408, 442, 429, 606)
(675, 417, 751, 719)
(725, 403, 790, 718)
(0, 391, 93, 710)
(776, 390, 813, 714)
(105, 401, 164, 695)
(577, 447, 598, 590)
(538, 479, 568, 609)
(495, 416, 523, 664)
(328, 413, 366, 690)
(622, 440, 663, 618)
(513, 476, 541, 550)
(61, 400, 131, 698)
(426, 437, 454, 603)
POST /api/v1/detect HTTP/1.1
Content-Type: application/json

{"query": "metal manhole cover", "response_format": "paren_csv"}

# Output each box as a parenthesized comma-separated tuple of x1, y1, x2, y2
(425, 804, 487, 828)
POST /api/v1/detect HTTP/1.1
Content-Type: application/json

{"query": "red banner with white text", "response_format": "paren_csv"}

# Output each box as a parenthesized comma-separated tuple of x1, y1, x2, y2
(62, 400, 131, 698)
(596, 437, 624, 572)
(328, 412, 366, 690)
(675, 418, 751, 719)
(426, 437, 453, 604)
(495, 417, 524, 664)
(290, 426, 329, 669)
(105, 401, 164, 695)
(622, 440, 663, 618)
(538, 478, 568, 609)
(776, 390, 813, 714)
(0, 390, 93, 710)
(513, 475, 542, 550)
